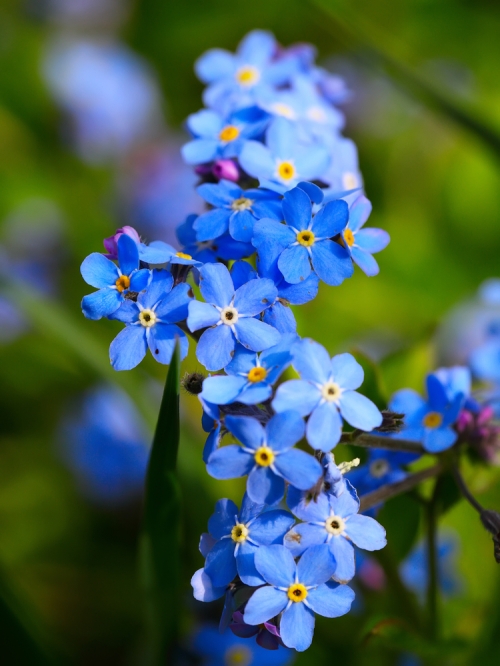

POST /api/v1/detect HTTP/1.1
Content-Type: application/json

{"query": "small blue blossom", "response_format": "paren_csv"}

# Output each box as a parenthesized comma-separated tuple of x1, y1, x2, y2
(201, 494, 295, 588)
(108, 271, 191, 370)
(285, 487, 386, 582)
(206, 412, 322, 505)
(200, 397, 222, 463)
(470, 339, 500, 385)
(187, 263, 280, 371)
(322, 137, 363, 198)
(239, 118, 330, 193)
(200, 335, 295, 406)
(244, 544, 354, 651)
(273, 339, 383, 451)
(341, 195, 390, 277)
(252, 186, 353, 286)
(195, 180, 282, 243)
(81, 234, 150, 320)
(176, 214, 254, 264)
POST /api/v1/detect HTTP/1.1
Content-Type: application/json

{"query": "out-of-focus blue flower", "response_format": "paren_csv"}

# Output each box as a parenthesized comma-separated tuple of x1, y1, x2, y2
(43, 39, 162, 163)
(240, 118, 330, 193)
(322, 137, 363, 198)
(470, 340, 500, 384)
(230, 611, 283, 651)
(177, 214, 255, 264)
(389, 371, 465, 453)
(187, 263, 280, 371)
(273, 339, 382, 451)
(59, 385, 149, 505)
(206, 412, 322, 505)
(244, 544, 354, 651)
(191, 624, 294, 665)
(195, 180, 282, 243)
(0, 296, 28, 342)
(285, 487, 386, 582)
(200, 398, 222, 463)
(182, 107, 269, 165)
(341, 195, 390, 276)
(349, 449, 420, 496)
(81, 234, 151, 320)
(252, 186, 353, 286)
(200, 335, 295, 406)
(201, 494, 295, 587)
(109, 271, 191, 370)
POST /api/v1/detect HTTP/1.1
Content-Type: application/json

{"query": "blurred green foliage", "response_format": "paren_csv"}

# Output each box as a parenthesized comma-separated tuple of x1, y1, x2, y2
(1, 0, 500, 664)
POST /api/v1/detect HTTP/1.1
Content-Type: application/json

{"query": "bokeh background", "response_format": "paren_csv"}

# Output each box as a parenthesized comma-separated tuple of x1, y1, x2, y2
(1, 0, 500, 664)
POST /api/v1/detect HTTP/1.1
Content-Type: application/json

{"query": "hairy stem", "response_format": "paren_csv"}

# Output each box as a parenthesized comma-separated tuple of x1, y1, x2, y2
(344, 432, 425, 454)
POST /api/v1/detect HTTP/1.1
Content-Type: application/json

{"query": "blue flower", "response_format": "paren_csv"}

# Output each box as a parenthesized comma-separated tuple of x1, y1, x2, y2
(244, 544, 354, 651)
(195, 180, 282, 243)
(252, 186, 353, 286)
(322, 137, 363, 197)
(201, 494, 295, 587)
(200, 335, 295, 406)
(388, 372, 465, 453)
(272, 339, 383, 451)
(176, 214, 254, 264)
(470, 340, 500, 384)
(341, 195, 390, 276)
(187, 263, 280, 371)
(239, 118, 330, 193)
(200, 398, 222, 463)
(108, 271, 191, 370)
(284, 487, 386, 582)
(191, 624, 293, 666)
(206, 412, 322, 505)
(81, 234, 150, 320)
(182, 107, 269, 165)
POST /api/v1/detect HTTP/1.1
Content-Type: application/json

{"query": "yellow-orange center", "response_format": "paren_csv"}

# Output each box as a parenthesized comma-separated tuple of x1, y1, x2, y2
(235, 66, 260, 87)
(423, 412, 443, 429)
(277, 161, 296, 181)
(230, 523, 249, 543)
(297, 230, 315, 247)
(254, 446, 275, 467)
(225, 645, 252, 666)
(247, 367, 267, 383)
(219, 125, 240, 142)
(176, 251, 192, 259)
(287, 583, 308, 603)
(344, 229, 355, 247)
(115, 275, 130, 292)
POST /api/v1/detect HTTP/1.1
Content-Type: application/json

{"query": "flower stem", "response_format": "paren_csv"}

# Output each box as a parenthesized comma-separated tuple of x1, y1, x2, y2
(343, 432, 425, 454)
(426, 477, 442, 643)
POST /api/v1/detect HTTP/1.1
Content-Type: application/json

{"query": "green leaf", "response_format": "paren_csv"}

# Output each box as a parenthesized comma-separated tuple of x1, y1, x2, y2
(139, 343, 181, 665)
(378, 493, 421, 562)
(435, 471, 462, 515)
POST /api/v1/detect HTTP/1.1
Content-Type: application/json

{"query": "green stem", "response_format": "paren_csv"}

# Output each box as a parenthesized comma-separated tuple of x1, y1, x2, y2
(345, 432, 425, 454)
(426, 479, 441, 643)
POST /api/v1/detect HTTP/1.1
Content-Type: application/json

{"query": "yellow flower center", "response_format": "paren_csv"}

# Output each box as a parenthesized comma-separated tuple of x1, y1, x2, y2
(175, 251, 192, 259)
(306, 106, 327, 122)
(321, 381, 341, 402)
(254, 446, 275, 467)
(270, 102, 296, 119)
(423, 412, 443, 429)
(115, 275, 130, 292)
(231, 197, 253, 212)
(247, 366, 267, 383)
(277, 161, 296, 182)
(344, 229, 355, 247)
(296, 230, 315, 247)
(219, 125, 240, 142)
(342, 172, 359, 190)
(221, 306, 239, 325)
(235, 65, 260, 87)
(370, 459, 389, 479)
(225, 645, 252, 666)
(287, 583, 308, 603)
(139, 309, 156, 328)
(231, 523, 249, 543)
(325, 515, 345, 536)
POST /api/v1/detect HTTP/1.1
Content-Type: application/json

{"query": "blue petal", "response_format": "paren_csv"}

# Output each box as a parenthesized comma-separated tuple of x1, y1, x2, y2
(287, 487, 330, 522)
(247, 465, 284, 505)
(274, 449, 322, 489)
(280, 601, 315, 652)
(140, 271, 173, 309)
(208, 498, 238, 538)
(297, 544, 337, 586)
(236, 541, 264, 586)
(254, 544, 296, 587)
(191, 568, 226, 602)
(181, 139, 219, 165)
(195, 48, 235, 83)
(199, 263, 234, 308)
(294, 144, 330, 181)
(272, 380, 320, 417)
(82, 288, 122, 320)
(148, 324, 188, 364)
(330, 488, 360, 518)
(194, 209, 231, 242)
(329, 536, 355, 583)
(263, 303, 297, 335)
(225, 345, 257, 374)
(239, 141, 275, 180)
(117, 234, 139, 276)
(225, 415, 265, 450)
(355, 228, 390, 253)
(306, 402, 343, 451)
(292, 338, 332, 383)
(426, 374, 449, 411)
(266, 411, 305, 451)
(423, 427, 457, 453)
(238, 30, 276, 65)
(206, 445, 254, 479)
(129, 268, 151, 292)
(250, 510, 295, 545)
(229, 210, 255, 243)
(266, 118, 295, 157)
(155, 283, 191, 323)
(312, 200, 349, 238)
(237, 384, 272, 405)
(230, 261, 257, 291)
(202, 427, 221, 464)
(187, 301, 220, 331)
(197, 180, 237, 207)
(139, 241, 175, 264)
(234, 317, 281, 351)
(234, 278, 277, 316)
(331, 352, 364, 389)
(351, 246, 380, 276)
(282, 187, 312, 231)
(389, 389, 425, 417)
(243, 586, 288, 626)
(81, 253, 118, 288)
(187, 109, 222, 138)
(196, 325, 235, 371)
(200, 375, 246, 405)
(284, 522, 326, 557)
(199, 532, 216, 557)
(297, 181, 324, 205)
(108, 301, 138, 323)
(278, 245, 311, 284)
(239, 492, 264, 523)
(344, 514, 386, 550)
(204, 539, 237, 587)
(338, 391, 382, 431)
(278, 273, 319, 305)
(252, 219, 296, 270)
(310, 240, 353, 286)
(110, 326, 147, 371)
(305, 581, 355, 618)
(348, 195, 372, 232)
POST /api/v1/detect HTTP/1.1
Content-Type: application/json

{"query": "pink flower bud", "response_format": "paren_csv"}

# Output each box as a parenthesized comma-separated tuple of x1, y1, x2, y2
(212, 159, 239, 182)
(103, 226, 141, 259)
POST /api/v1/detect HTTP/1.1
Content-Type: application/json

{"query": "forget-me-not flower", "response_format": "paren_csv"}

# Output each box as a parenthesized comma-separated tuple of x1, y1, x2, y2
(176, 214, 254, 264)
(273, 339, 383, 451)
(206, 411, 322, 505)
(341, 195, 390, 276)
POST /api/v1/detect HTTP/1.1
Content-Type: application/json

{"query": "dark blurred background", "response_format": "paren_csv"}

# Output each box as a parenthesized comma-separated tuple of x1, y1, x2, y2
(1, 0, 500, 664)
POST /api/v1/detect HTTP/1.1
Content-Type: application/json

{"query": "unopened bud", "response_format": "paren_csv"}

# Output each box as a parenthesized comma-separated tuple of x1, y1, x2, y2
(181, 372, 205, 395)
(212, 159, 240, 182)
(375, 410, 405, 433)
(480, 509, 500, 564)
(103, 226, 141, 260)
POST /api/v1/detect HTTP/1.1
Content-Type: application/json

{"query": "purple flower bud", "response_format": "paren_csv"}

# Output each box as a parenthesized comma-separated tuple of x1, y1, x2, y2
(212, 159, 239, 182)
(103, 226, 141, 259)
